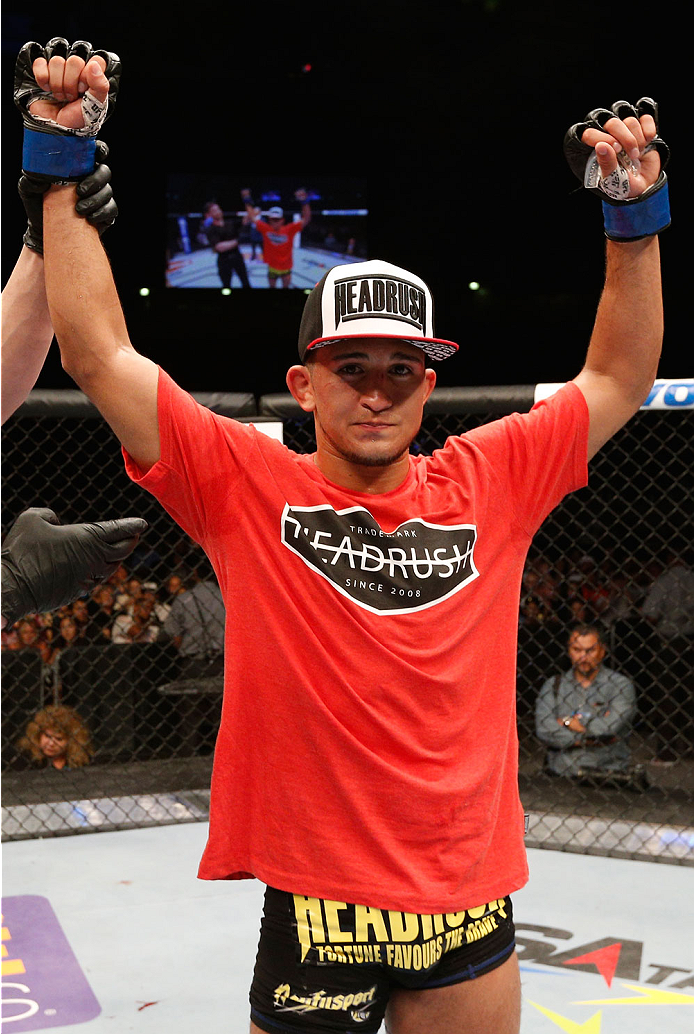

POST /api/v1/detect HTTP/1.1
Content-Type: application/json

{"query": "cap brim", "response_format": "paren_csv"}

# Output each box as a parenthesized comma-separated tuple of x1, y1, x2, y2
(304, 333, 459, 362)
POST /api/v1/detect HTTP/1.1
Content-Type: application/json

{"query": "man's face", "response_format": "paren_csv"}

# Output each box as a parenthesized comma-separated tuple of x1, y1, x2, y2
(298, 339, 436, 469)
(568, 632, 606, 679)
(268, 216, 283, 229)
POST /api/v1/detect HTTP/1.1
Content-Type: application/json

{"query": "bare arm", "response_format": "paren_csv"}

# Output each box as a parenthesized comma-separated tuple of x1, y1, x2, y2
(573, 235, 662, 460)
(568, 105, 665, 460)
(1, 247, 54, 425)
(43, 185, 160, 470)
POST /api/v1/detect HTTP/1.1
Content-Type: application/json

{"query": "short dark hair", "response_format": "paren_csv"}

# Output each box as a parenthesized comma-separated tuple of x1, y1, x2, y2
(568, 623, 606, 646)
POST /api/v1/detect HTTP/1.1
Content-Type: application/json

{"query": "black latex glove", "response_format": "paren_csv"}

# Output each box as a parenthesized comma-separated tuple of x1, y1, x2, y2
(1, 508, 147, 627)
(18, 140, 117, 254)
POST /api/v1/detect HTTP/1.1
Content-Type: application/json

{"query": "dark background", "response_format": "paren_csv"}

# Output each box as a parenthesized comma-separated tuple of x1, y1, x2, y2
(1, 1, 687, 399)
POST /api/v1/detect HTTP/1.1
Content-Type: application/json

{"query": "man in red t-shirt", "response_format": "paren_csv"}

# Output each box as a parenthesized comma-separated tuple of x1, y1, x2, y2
(31, 49, 667, 1034)
(241, 186, 311, 287)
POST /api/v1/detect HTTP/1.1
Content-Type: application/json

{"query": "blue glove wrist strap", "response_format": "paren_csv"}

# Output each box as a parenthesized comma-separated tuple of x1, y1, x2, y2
(22, 128, 96, 180)
(602, 178, 670, 241)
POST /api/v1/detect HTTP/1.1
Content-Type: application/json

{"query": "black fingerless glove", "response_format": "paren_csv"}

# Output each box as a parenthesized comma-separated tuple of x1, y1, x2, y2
(563, 97, 671, 241)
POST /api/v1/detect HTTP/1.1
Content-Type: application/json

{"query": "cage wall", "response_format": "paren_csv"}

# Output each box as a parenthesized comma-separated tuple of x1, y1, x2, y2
(2, 388, 692, 864)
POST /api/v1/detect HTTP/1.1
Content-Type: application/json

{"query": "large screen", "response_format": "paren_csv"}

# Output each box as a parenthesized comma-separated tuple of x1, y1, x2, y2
(166, 174, 368, 290)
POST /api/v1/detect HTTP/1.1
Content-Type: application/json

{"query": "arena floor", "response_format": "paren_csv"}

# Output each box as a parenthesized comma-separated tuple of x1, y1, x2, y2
(166, 245, 361, 290)
(2, 823, 692, 1033)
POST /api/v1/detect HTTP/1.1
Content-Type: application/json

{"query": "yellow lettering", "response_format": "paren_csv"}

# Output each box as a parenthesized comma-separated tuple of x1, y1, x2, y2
(446, 910, 466, 927)
(433, 914, 445, 935)
(412, 944, 423, 970)
(323, 900, 353, 943)
(495, 898, 508, 919)
(467, 904, 486, 919)
(293, 895, 325, 962)
(393, 944, 404, 967)
(355, 904, 389, 942)
(388, 910, 420, 942)
(420, 914, 433, 940)
(385, 944, 395, 966)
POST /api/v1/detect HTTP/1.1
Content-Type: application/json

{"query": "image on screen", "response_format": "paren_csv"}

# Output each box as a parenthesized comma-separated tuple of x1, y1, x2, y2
(166, 174, 368, 290)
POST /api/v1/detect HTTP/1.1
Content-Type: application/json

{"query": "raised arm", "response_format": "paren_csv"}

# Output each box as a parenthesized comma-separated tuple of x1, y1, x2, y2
(1, 247, 53, 425)
(565, 98, 668, 460)
(43, 185, 160, 470)
(16, 39, 161, 470)
(2, 146, 118, 426)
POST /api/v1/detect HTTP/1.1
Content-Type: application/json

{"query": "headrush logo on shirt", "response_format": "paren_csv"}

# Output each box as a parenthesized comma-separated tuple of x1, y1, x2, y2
(281, 504, 478, 614)
(333, 276, 426, 333)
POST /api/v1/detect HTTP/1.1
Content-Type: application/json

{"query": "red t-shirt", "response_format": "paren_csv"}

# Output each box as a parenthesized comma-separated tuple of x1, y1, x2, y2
(124, 370, 588, 913)
(254, 218, 303, 270)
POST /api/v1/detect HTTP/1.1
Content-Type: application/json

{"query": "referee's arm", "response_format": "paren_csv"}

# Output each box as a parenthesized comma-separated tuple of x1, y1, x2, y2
(43, 184, 161, 474)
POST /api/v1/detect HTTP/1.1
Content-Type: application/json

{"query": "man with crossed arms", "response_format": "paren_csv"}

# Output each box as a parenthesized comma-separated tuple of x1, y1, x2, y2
(18, 37, 668, 1034)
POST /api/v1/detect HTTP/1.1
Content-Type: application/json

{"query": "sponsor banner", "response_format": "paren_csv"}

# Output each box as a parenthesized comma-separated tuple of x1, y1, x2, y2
(1, 895, 100, 1030)
(534, 379, 694, 409)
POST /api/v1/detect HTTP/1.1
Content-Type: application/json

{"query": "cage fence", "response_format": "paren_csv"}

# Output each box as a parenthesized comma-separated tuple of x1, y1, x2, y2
(2, 385, 693, 865)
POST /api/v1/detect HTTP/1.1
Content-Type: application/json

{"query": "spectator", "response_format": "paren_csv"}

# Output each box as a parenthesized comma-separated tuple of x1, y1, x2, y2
(563, 594, 596, 627)
(17, 704, 94, 770)
(535, 624, 636, 778)
(639, 544, 694, 764)
(162, 561, 225, 676)
(70, 597, 92, 637)
(9, 617, 41, 651)
(51, 614, 87, 655)
(107, 562, 129, 598)
(89, 583, 118, 642)
(111, 594, 161, 644)
(3, 616, 55, 665)
(114, 574, 142, 613)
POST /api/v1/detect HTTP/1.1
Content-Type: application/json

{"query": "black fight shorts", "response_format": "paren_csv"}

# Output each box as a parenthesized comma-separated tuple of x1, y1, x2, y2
(250, 886, 516, 1033)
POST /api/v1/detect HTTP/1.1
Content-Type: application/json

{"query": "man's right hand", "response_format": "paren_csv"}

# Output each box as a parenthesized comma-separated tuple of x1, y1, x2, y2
(15, 38, 120, 182)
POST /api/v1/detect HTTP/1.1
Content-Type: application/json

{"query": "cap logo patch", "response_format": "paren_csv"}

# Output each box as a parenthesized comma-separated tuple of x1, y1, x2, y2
(334, 275, 426, 333)
(282, 504, 478, 615)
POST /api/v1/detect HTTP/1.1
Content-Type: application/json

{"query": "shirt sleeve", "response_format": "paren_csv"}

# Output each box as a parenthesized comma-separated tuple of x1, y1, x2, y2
(585, 673, 636, 737)
(122, 367, 257, 547)
(462, 382, 589, 537)
(535, 675, 576, 748)
(162, 598, 184, 639)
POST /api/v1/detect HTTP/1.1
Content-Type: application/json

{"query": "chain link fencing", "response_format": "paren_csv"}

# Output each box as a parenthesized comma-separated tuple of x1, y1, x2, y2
(2, 385, 693, 865)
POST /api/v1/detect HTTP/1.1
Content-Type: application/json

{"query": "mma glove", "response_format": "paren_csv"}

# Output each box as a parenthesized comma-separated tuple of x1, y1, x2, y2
(14, 37, 121, 182)
(19, 140, 118, 254)
(1, 509, 147, 628)
(564, 97, 671, 241)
